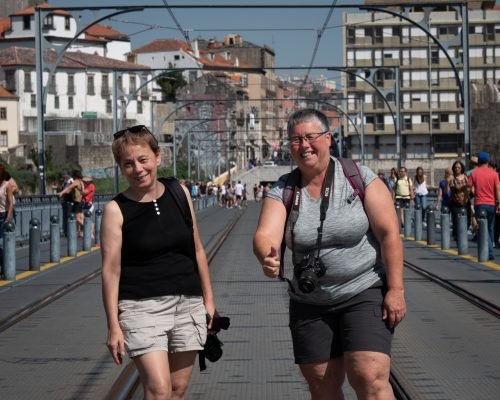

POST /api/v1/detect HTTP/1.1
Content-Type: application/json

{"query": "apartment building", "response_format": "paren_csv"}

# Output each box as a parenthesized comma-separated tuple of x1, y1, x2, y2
(343, 1, 500, 178)
(0, 85, 19, 155)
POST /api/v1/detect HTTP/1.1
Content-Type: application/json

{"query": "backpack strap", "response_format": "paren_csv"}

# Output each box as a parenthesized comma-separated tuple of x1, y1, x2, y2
(337, 158, 365, 203)
(160, 177, 193, 230)
(279, 168, 301, 281)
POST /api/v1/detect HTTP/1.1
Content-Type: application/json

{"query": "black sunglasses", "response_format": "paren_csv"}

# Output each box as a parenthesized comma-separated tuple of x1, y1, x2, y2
(113, 125, 158, 145)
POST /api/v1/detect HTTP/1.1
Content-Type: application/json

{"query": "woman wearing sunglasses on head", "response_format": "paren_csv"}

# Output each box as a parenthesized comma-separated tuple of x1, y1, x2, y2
(101, 125, 215, 400)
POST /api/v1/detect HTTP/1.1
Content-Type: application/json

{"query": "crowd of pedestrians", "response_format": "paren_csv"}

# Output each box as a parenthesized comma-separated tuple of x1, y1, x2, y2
(377, 152, 500, 260)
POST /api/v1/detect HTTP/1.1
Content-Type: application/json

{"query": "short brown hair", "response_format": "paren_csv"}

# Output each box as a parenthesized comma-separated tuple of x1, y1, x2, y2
(112, 128, 160, 164)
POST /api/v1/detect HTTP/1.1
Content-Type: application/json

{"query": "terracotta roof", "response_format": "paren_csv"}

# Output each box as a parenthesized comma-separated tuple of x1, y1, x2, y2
(0, 85, 17, 98)
(11, 2, 70, 17)
(0, 17, 10, 38)
(0, 47, 150, 70)
(85, 24, 129, 42)
(132, 39, 191, 54)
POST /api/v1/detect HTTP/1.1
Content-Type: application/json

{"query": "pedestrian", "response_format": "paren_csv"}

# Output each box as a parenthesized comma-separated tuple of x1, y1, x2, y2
(57, 169, 84, 237)
(234, 180, 244, 208)
(435, 167, 452, 210)
(256, 184, 263, 202)
(253, 183, 258, 201)
(413, 167, 429, 221)
(242, 183, 248, 206)
(82, 176, 95, 239)
(467, 151, 500, 260)
(0, 164, 14, 240)
(101, 125, 215, 398)
(388, 167, 398, 192)
(220, 182, 227, 207)
(253, 109, 405, 399)
(448, 161, 469, 241)
(466, 156, 479, 236)
(393, 166, 413, 228)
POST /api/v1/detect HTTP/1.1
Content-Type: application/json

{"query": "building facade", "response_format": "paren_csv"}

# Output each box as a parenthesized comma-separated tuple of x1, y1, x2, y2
(343, 1, 500, 182)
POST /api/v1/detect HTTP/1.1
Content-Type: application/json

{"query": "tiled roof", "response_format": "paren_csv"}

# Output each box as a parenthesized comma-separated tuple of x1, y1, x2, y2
(132, 39, 191, 54)
(0, 47, 150, 70)
(0, 85, 17, 98)
(0, 17, 10, 38)
(10, 2, 70, 17)
(85, 24, 129, 42)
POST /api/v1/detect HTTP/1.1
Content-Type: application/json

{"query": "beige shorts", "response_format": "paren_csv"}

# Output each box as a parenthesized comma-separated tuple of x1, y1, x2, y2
(118, 295, 207, 358)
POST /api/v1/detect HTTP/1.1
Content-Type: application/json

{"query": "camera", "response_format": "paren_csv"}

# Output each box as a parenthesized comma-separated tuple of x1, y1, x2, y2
(294, 253, 326, 293)
(198, 314, 230, 371)
(203, 334, 224, 362)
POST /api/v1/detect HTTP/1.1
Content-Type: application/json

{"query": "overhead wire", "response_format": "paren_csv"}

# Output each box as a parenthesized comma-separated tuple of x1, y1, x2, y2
(299, 0, 339, 90)
(160, 0, 192, 49)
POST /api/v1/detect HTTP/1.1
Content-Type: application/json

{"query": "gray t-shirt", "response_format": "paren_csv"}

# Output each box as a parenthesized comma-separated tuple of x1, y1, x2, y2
(266, 157, 384, 305)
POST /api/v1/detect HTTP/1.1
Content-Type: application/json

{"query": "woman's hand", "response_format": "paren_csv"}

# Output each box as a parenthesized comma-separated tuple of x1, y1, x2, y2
(262, 246, 280, 278)
(106, 326, 125, 365)
(382, 288, 406, 329)
(204, 300, 216, 331)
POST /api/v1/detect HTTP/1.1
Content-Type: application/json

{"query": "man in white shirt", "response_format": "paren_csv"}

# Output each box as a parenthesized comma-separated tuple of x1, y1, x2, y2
(234, 180, 244, 208)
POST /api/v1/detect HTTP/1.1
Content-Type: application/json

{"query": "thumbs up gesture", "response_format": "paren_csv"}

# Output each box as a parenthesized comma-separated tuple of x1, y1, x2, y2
(262, 246, 280, 279)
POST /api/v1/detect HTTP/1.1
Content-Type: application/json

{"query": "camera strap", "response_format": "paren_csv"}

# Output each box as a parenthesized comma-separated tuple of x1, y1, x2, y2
(282, 159, 334, 291)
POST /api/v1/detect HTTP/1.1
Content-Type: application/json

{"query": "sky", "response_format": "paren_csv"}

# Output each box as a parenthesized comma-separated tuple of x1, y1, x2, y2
(49, 0, 366, 81)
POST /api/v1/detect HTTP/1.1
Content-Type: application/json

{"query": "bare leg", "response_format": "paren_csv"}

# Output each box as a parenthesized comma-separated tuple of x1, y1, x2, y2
(345, 351, 394, 400)
(299, 358, 346, 400)
(168, 351, 198, 400)
(133, 351, 172, 400)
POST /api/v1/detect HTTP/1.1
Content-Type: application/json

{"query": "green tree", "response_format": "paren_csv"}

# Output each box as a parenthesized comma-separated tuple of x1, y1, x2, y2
(157, 63, 187, 102)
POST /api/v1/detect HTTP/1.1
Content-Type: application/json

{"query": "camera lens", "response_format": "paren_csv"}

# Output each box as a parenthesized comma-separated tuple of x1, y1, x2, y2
(298, 270, 317, 293)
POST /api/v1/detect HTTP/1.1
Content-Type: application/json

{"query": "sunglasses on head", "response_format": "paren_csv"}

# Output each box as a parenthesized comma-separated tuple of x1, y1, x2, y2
(113, 125, 158, 145)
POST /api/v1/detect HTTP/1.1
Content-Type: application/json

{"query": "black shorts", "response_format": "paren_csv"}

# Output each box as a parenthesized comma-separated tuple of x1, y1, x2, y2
(395, 198, 410, 208)
(72, 202, 83, 213)
(289, 284, 393, 364)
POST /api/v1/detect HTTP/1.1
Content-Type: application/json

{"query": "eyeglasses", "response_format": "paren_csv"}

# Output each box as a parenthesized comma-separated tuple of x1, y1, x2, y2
(288, 130, 329, 145)
(113, 125, 158, 145)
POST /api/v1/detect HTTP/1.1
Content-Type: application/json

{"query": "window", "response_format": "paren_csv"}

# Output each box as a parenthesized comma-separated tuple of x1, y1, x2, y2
(23, 15, 31, 30)
(433, 134, 463, 153)
(48, 75, 57, 94)
(31, 94, 36, 108)
(241, 73, 248, 88)
(87, 75, 95, 95)
(485, 24, 495, 41)
(0, 108, 6, 119)
(374, 27, 383, 44)
(174, 55, 180, 60)
(347, 27, 355, 44)
(118, 76, 123, 92)
(102, 74, 110, 96)
(65, 16, 71, 30)
(392, 26, 401, 37)
(432, 115, 440, 129)
(374, 95, 385, 109)
(54, 96, 59, 109)
(129, 75, 136, 94)
(68, 96, 74, 110)
(24, 71, 32, 92)
(431, 49, 439, 64)
(0, 131, 7, 147)
(5, 70, 15, 92)
(43, 15, 54, 29)
(106, 99, 112, 114)
(137, 101, 143, 114)
(375, 115, 384, 131)
(67, 74, 75, 95)
(439, 25, 458, 37)
(403, 116, 412, 130)
(348, 74, 356, 88)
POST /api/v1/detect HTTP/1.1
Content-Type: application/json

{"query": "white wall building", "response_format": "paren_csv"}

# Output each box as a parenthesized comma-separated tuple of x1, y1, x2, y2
(0, 2, 131, 61)
(0, 85, 19, 154)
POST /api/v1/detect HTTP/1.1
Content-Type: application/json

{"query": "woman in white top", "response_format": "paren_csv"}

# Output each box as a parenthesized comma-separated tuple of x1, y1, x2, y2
(413, 166, 429, 221)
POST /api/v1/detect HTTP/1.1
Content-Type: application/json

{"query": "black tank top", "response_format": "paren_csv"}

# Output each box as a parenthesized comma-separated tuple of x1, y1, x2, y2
(114, 182, 202, 300)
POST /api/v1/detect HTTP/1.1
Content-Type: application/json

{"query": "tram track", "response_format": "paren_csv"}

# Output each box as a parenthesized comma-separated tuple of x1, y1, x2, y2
(104, 207, 245, 400)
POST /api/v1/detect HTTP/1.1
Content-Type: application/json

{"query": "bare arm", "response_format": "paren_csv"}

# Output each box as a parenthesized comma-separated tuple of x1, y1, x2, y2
(182, 185, 215, 326)
(5, 185, 13, 222)
(58, 180, 78, 196)
(364, 178, 406, 328)
(100, 200, 125, 365)
(253, 197, 287, 278)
